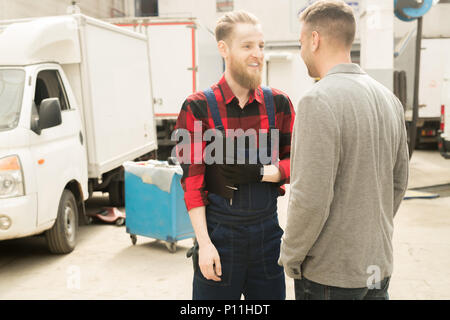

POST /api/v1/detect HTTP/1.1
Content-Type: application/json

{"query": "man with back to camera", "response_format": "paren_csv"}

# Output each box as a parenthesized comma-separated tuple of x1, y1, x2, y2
(174, 10, 295, 300)
(278, 0, 409, 300)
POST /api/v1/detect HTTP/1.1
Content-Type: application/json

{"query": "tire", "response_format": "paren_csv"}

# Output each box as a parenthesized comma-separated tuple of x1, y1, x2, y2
(45, 189, 78, 254)
(109, 181, 125, 207)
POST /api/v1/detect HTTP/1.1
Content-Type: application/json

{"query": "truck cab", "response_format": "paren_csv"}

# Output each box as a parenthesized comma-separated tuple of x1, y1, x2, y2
(0, 63, 87, 253)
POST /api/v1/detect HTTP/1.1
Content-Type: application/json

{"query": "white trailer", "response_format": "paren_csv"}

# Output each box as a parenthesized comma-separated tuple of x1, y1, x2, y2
(0, 14, 157, 253)
(439, 45, 450, 159)
(404, 38, 450, 145)
(396, 36, 450, 145)
(262, 42, 316, 111)
(108, 17, 223, 158)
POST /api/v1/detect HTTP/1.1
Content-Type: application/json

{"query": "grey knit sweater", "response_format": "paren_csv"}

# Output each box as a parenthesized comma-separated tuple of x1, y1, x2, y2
(279, 64, 409, 288)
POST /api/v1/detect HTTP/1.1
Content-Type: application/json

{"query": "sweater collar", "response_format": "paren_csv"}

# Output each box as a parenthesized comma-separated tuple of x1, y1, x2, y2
(325, 63, 366, 77)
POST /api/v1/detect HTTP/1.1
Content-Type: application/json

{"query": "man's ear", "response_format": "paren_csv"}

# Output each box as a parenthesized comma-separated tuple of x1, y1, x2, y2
(218, 39, 229, 59)
(311, 31, 320, 52)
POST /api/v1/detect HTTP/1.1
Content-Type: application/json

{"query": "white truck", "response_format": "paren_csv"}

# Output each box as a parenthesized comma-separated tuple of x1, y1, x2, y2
(262, 41, 316, 110)
(108, 17, 223, 159)
(439, 45, 450, 159)
(411, 38, 450, 145)
(0, 14, 157, 253)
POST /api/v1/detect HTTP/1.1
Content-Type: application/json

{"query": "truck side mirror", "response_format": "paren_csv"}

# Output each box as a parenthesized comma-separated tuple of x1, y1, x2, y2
(30, 101, 41, 135)
(38, 98, 62, 131)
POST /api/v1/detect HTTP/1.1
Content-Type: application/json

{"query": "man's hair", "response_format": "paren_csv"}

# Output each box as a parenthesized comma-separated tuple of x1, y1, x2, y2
(215, 10, 260, 43)
(299, 0, 356, 48)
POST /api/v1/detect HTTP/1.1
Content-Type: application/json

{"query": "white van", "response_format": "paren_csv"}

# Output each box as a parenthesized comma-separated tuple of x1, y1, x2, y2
(0, 15, 157, 253)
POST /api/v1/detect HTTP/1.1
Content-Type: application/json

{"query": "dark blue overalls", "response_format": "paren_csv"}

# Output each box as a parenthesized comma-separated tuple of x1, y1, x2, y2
(192, 86, 286, 300)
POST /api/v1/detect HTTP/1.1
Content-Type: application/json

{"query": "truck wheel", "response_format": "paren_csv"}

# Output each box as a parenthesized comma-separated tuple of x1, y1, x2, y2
(45, 189, 78, 254)
(109, 181, 125, 207)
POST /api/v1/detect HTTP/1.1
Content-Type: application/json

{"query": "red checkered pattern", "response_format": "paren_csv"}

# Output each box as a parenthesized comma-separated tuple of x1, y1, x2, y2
(175, 75, 295, 211)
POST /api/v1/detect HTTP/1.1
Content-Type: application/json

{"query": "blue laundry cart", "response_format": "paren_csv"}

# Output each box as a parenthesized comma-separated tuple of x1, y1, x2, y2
(123, 160, 194, 253)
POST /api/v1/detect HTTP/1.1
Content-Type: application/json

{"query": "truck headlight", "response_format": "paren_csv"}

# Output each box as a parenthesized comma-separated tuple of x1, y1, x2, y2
(0, 155, 25, 199)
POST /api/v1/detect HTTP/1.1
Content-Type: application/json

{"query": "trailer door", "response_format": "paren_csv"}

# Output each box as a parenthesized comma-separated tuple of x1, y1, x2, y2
(146, 23, 196, 118)
(419, 39, 450, 119)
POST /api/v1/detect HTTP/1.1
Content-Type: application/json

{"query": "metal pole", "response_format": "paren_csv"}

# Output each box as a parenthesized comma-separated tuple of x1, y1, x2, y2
(409, 16, 423, 159)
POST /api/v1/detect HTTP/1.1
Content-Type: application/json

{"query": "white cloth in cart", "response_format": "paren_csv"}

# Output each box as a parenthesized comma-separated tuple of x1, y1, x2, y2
(123, 160, 183, 193)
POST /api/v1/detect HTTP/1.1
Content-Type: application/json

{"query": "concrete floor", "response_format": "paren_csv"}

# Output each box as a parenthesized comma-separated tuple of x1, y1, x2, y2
(0, 149, 449, 300)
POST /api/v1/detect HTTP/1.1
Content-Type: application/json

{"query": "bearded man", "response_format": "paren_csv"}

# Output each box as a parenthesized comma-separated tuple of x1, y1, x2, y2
(175, 10, 295, 300)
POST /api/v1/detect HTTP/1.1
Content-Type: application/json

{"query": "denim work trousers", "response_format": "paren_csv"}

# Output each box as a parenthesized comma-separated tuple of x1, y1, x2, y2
(294, 276, 391, 300)
(194, 86, 284, 299)
(192, 213, 286, 300)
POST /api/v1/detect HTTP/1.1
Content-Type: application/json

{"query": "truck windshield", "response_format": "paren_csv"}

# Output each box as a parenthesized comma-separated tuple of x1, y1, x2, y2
(0, 69, 25, 131)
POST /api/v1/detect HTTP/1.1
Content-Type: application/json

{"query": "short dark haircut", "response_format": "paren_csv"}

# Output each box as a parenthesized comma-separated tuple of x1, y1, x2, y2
(299, 0, 356, 48)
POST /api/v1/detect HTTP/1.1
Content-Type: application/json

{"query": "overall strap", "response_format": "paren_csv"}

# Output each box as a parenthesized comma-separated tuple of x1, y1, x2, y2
(261, 86, 276, 129)
(203, 87, 225, 132)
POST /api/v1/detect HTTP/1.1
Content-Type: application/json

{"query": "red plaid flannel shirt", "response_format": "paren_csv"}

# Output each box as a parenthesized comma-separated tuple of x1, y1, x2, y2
(174, 75, 295, 211)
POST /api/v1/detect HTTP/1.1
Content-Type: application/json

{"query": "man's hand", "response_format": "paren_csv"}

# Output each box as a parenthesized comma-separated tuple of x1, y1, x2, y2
(199, 242, 222, 281)
(218, 164, 263, 185)
(188, 206, 222, 281)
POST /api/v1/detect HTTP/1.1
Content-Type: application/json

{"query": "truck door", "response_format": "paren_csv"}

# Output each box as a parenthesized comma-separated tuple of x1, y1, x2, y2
(29, 68, 85, 226)
(419, 39, 448, 119)
(146, 23, 196, 118)
(264, 50, 315, 111)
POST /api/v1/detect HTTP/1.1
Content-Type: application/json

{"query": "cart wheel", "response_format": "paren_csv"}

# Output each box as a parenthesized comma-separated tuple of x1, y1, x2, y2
(130, 234, 137, 245)
(115, 218, 125, 226)
(165, 241, 177, 253)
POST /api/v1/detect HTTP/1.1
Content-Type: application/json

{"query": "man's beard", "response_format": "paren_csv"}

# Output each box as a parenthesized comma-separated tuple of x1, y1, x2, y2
(229, 57, 262, 90)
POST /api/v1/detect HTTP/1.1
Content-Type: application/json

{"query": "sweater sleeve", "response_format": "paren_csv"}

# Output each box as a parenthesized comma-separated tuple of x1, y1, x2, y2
(393, 100, 409, 217)
(279, 95, 341, 279)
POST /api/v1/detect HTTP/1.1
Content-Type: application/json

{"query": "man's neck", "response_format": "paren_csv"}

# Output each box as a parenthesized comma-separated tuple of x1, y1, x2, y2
(317, 52, 352, 79)
(224, 70, 251, 108)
